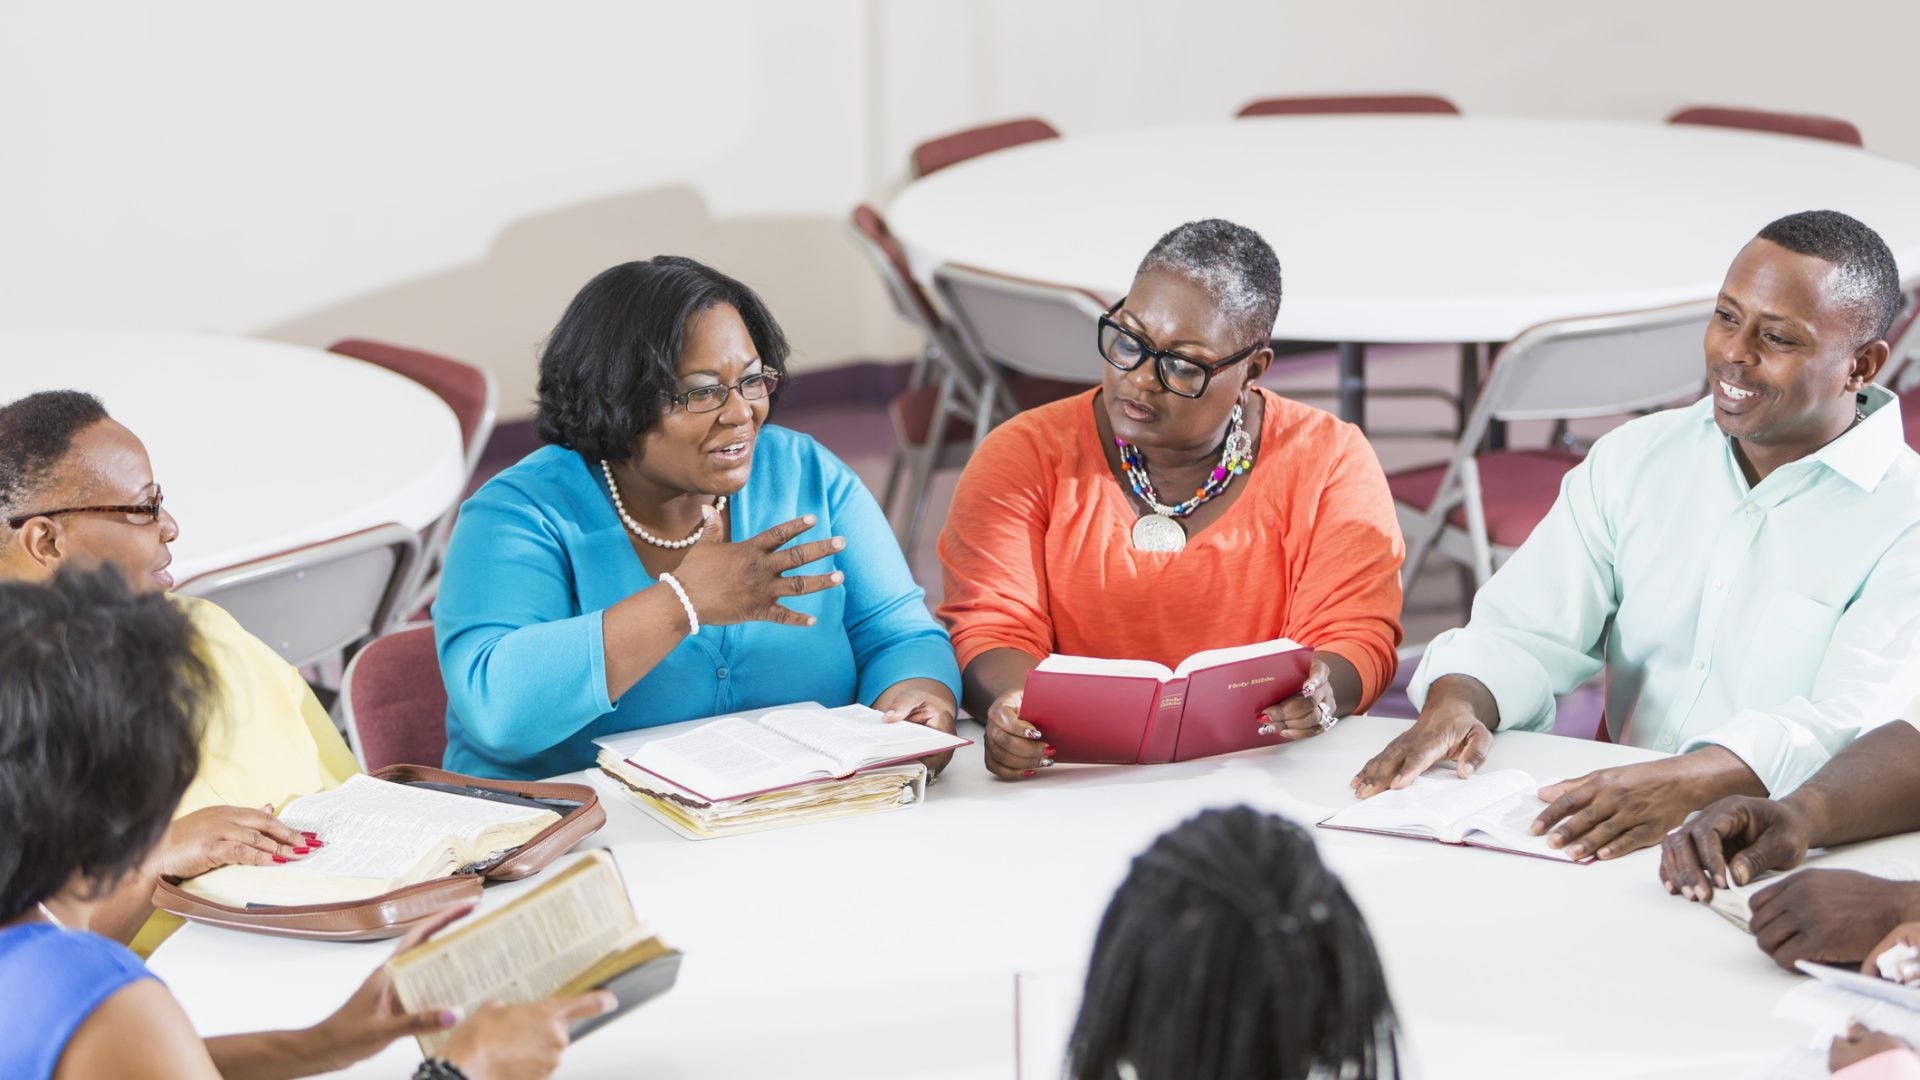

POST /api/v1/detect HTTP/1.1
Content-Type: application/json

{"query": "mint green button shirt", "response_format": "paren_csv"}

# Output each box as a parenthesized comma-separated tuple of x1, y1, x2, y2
(1411, 386, 1920, 794)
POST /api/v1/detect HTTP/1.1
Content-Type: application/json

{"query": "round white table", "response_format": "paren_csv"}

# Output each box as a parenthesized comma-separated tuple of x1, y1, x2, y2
(887, 116, 1920, 424)
(150, 717, 1881, 1079)
(0, 332, 468, 583)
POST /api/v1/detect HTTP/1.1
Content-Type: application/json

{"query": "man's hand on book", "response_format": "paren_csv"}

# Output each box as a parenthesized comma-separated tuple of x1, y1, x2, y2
(1351, 678, 1495, 798)
(1745, 870, 1920, 971)
(1660, 795, 1815, 902)
(1257, 660, 1336, 741)
(874, 678, 959, 778)
(671, 512, 847, 628)
(440, 992, 617, 1080)
(158, 803, 312, 880)
(1534, 748, 1765, 861)
(984, 690, 1052, 780)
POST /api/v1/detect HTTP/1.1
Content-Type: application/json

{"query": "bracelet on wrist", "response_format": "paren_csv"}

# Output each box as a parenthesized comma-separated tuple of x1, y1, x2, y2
(411, 1059, 469, 1080)
(659, 572, 700, 636)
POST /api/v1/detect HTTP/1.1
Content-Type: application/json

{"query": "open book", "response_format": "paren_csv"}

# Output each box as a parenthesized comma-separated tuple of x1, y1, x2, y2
(1317, 767, 1587, 863)
(1019, 639, 1313, 764)
(180, 774, 561, 907)
(610, 703, 968, 803)
(596, 754, 926, 840)
(388, 850, 680, 1057)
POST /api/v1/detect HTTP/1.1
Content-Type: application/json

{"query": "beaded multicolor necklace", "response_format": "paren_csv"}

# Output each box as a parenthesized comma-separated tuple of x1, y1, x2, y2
(1115, 401, 1255, 553)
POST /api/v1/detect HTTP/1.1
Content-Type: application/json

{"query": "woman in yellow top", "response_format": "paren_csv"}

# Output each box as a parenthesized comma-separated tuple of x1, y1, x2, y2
(0, 390, 358, 951)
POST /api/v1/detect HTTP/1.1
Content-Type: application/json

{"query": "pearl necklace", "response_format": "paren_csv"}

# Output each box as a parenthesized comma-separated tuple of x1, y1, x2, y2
(600, 459, 726, 550)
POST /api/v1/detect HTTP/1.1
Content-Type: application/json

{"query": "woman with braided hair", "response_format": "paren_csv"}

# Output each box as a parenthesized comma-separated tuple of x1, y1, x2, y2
(1067, 807, 1398, 1080)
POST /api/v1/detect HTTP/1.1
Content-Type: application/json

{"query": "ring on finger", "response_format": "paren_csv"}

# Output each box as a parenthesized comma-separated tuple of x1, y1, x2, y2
(1315, 698, 1336, 731)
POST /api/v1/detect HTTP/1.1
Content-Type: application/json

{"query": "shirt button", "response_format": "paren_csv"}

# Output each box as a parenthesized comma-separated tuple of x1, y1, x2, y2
(716, 667, 730, 680)
(1692, 660, 1705, 670)
(1711, 580, 1723, 591)
(1661, 736, 1674, 747)
(1745, 503, 1758, 515)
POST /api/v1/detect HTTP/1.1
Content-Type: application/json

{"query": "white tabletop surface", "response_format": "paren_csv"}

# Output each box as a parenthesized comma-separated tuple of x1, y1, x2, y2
(148, 716, 1901, 1079)
(0, 331, 467, 582)
(886, 116, 1920, 344)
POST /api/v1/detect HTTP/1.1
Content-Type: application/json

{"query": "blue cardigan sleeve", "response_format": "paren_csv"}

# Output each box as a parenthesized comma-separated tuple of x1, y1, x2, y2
(818, 446, 963, 704)
(433, 481, 616, 760)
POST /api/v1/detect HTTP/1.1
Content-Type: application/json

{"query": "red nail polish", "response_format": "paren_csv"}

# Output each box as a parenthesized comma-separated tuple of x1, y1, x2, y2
(293, 847, 310, 855)
(308, 840, 325, 848)
(1023, 769, 1036, 777)
(301, 831, 318, 840)
(1042, 746, 1056, 757)
(272, 855, 288, 863)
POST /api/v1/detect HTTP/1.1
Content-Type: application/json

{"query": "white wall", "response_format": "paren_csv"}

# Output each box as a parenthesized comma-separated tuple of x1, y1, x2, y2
(4, 0, 1916, 419)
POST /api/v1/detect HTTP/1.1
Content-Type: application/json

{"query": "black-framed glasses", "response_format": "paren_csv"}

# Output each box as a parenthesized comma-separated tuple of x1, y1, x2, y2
(7, 487, 165, 531)
(668, 371, 781, 414)
(1097, 299, 1262, 399)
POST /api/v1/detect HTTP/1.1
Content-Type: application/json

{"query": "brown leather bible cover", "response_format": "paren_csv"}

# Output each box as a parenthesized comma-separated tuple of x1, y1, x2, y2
(151, 765, 606, 941)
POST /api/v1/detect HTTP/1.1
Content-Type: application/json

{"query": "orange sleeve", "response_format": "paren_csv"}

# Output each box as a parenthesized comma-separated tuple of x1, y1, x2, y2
(936, 419, 1058, 671)
(1286, 424, 1406, 711)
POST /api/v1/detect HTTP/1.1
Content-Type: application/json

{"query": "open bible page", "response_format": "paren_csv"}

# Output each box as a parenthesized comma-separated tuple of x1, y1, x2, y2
(625, 716, 837, 801)
(1457, 790, 1572, 859)
(390, 852, 644, 1056)
(1171, 638, 1304, 678)
(757, 704, 968, 774)
(1323, 768, 1539, 836)
(1032, 654, 1173, 680)
(181, 775, 558, 904)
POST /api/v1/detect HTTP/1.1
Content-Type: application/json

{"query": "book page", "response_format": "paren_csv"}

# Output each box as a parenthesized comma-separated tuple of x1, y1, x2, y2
(625, 717, 837, 801)
(757, 704, 968, 774)
(1033, 654, 1173, 680)
(1172, 638, 1304, 678)
(1457, 790, 1573, 860)
(1322, 768, 1538, 839)
(182, 775, 557, 906)
(1708, 857, 1919, 934)
(388, 852, 643, 1056)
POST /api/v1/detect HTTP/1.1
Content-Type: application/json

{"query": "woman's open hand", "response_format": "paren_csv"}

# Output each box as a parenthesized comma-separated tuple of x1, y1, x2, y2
(668, 510, 845, 628)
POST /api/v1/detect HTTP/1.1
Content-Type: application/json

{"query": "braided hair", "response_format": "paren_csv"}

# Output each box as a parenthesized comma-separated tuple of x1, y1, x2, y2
(1066, 807, 1398, 1080)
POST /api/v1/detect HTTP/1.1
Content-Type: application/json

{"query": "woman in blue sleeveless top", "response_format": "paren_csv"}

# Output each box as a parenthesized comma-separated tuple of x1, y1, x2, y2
(0, 569, 608, 1079)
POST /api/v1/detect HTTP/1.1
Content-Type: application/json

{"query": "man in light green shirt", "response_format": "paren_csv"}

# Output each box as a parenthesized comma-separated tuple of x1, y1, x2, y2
(1354, 209, 1920, 861)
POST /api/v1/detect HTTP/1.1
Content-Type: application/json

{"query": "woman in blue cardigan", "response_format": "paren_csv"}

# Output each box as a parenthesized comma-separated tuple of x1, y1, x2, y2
(435, 256, 961, 780)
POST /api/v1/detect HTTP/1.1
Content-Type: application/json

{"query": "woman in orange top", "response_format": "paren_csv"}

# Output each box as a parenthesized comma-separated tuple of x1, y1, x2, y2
(938, 219, 1405, 779)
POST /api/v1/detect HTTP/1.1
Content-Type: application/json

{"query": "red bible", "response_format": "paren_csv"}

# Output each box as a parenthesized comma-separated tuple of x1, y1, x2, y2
(1017, 639, 1313, 764)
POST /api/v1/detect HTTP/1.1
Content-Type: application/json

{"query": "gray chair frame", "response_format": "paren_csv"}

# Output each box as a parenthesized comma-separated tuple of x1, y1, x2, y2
(403, 368, 495, 615)
(175, 523, 421, 670)
(1399, 300, 1715, 589)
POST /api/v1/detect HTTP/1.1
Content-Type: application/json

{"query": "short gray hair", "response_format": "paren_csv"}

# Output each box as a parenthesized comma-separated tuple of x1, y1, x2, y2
(1136, 219, 1283, 344)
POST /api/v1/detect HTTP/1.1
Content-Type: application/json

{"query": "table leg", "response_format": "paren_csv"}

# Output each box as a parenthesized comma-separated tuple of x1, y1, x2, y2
(1456, 343, 1481, 436)
(1337, 342, 1366, 429)
(1483, 341, 1508, 451)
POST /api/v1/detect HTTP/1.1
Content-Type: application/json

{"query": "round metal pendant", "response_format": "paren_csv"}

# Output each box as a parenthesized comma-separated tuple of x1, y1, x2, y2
(1131, 513, 1187, 553)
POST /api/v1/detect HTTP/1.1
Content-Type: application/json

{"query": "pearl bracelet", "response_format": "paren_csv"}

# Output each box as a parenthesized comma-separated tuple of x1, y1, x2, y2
(659, 572, 699, 636)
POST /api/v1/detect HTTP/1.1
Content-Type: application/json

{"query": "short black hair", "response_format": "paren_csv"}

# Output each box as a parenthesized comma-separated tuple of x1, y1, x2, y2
(1067, 807, 1398, 1080)
(534, 256, 791, 463)
(0, 566, 208, 922)
(1756, 210, 1904, 346)
(1137, 219, 1284, 345)
(0, 390, 108, 527)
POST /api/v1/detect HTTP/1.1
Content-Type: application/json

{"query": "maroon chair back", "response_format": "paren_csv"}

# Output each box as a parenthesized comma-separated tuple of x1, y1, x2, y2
(1666, 105, 1863, 147)
(911, 117, 1061, 178)
(851, 204, 942, 329)
(328, 339, 492, 459)
(340, 624, 448, 771)
(1236, 94, 1460, 119)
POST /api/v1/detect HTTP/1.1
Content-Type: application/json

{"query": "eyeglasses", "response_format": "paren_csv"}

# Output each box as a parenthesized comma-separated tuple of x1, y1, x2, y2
(6, 487, 166, 531)
(668, 371, 781, 414)
(1097, 299, 1263, 399)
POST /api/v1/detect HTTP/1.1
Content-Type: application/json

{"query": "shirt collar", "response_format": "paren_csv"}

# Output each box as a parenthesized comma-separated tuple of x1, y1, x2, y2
(1697, 383, 1907, 492)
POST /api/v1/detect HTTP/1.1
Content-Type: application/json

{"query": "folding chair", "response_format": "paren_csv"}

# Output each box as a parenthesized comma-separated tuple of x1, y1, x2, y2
(911, 117, 1061, 178)
(1235, 94, 1460, 118)
(339, 623, 448, 771)
(327, 339, 496, 614)
(1388, 301, 1714, 589)
(175, 523, 420, 670)
(1666, 105, 1863, 147)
